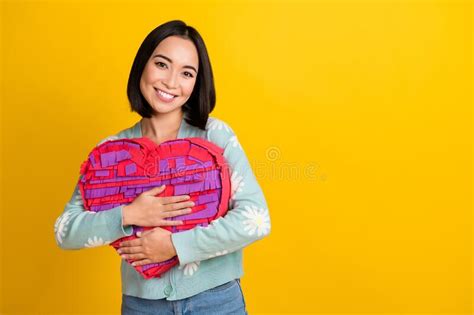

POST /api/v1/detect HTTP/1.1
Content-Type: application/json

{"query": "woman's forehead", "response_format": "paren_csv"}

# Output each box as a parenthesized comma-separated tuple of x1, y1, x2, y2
(153, 36, 199, 65)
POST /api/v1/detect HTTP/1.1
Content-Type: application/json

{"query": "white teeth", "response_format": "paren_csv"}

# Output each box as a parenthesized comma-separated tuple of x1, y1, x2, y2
(157, 89, 174, 99)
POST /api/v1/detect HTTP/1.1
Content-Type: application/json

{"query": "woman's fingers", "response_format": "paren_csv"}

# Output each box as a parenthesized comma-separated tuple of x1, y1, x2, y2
(163, 208, 193, 218)
(159, 195, 190, 204)
(118, 245, 142, 254)
(121, 252, 147, 260)
(160, 219, 185, 226)
(163, 201, 195, 211)
(143, 185, 166, 196)
(132, 259, 152, 267)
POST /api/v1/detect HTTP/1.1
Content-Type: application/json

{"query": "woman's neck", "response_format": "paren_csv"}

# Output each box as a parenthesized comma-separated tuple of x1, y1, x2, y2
(141, 110, 183, 145)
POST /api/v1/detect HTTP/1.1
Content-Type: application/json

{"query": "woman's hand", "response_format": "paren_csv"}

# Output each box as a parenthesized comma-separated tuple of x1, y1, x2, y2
(117, 227, 177, 266)
(122, 185, 194, 227)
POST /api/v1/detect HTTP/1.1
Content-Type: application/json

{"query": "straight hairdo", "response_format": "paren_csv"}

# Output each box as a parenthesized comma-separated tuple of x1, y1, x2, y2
(127, 20, 216, 130)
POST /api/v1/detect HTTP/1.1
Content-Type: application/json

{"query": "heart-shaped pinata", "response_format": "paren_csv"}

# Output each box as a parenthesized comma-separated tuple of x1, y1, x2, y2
(78, 137, 231, 279)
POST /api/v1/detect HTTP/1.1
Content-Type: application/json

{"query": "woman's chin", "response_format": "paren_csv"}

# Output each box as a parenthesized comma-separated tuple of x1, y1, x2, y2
(151, 102, 184, 115)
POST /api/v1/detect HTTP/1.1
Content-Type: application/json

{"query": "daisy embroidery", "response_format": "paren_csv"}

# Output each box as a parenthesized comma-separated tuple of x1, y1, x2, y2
(71, 191, 84, 205)
(208, 250, 229, 259)
(206, 118, 230, 134)
(84, 236, 111, 248)
(242, 205, 271, 237)
(179, 261, 200, 276)
(228, 135, 242, 150)
(203, 217, 221, 229)
(230, 170, 245, 201)
(54, 212, 71, 245)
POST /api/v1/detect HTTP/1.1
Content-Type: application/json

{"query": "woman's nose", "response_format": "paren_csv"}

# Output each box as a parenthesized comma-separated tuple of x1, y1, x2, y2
(163, 71, 178, 90)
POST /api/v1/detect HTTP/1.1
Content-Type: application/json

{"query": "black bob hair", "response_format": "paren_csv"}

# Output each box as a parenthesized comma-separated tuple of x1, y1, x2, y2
(127, 20, 216, 130)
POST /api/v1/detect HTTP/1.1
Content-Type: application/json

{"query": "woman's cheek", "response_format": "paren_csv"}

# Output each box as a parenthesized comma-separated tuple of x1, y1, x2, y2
(184, 81, 196, 97)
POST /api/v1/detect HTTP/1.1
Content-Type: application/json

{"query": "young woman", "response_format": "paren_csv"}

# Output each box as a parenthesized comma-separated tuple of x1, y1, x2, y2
(54, 20, 271, 314)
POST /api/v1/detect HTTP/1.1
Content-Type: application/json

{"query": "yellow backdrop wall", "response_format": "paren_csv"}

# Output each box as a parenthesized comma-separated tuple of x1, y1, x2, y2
(1, 0, 472, 314)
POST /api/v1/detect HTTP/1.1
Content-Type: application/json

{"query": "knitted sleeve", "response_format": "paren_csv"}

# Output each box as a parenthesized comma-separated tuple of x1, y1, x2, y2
(171, 118, 271, 266)
(53, 135, 134, 250)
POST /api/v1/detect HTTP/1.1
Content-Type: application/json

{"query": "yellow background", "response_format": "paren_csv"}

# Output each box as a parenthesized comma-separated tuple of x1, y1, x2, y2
(1, 0, 472, 314)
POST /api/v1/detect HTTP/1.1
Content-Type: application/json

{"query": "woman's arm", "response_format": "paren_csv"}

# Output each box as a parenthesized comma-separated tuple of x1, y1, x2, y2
(54, 136, 134, 250)
(171, 120, 271, 266)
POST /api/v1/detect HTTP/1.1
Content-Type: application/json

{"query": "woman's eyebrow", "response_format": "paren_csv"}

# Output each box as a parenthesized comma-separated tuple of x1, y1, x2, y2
(153, 54, 198, 73)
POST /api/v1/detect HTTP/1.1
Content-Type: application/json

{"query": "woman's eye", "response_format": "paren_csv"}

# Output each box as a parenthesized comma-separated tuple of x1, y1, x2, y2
(155, 62, 166, 68)
(184, 72, 194, 78)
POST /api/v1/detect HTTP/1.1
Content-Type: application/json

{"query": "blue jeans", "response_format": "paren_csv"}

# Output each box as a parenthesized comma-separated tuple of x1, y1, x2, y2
(121, 279, 248, 315)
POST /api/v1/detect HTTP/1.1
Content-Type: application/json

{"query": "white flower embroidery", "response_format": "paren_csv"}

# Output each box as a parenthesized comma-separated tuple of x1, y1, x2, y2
(206, 118, 230, 134)
(229, 135, 242, 150)
(179, 261, 200, 276)
(208, 250, 229, 258)
(203, 217, 221, 229)
(71, 192, 83, 205)
(54, 212, 71, 245)
(84, 236, 111, 248)
(230, 170, 245, 200)
(242, 205, 271, 237)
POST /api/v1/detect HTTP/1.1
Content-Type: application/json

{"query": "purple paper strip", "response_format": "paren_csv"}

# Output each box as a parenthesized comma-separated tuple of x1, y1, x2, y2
(100, 151, 117, 167)
(174, 201, 219, 220)
(95, 170, 109, 177)
(125, 163, 137, 176)
(116, 150, 132, 162)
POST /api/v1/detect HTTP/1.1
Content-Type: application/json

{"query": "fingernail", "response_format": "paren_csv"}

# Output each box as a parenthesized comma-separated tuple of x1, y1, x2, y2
(117, 249, 122, 254)
(121, 255, 127, 259)
(131, 262, 136, 266)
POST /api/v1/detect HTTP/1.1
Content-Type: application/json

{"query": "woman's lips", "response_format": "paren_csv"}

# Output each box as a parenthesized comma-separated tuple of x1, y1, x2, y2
(154, 87, 177, 103)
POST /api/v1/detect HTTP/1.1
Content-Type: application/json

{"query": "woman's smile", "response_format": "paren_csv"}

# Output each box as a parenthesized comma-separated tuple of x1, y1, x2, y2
(154, 87, 178, 103)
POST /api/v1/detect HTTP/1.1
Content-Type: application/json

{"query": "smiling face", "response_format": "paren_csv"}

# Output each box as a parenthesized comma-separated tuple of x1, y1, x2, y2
(140, 35, 199, 115)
